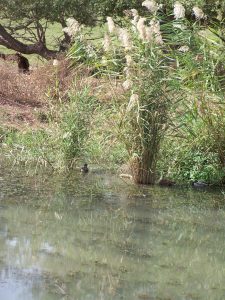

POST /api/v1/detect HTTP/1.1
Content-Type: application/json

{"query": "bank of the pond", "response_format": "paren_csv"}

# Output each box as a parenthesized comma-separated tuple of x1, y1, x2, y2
(1, 123, 224, 187)
(0, 60, 224, 186)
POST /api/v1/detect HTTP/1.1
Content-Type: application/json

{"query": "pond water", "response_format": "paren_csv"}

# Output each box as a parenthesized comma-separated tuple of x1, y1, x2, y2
(0, 164, 225, 300)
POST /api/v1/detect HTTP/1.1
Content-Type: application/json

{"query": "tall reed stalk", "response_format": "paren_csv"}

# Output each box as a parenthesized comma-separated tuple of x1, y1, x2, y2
(124, 60, 172, 184)
(67, 1, 224, 184)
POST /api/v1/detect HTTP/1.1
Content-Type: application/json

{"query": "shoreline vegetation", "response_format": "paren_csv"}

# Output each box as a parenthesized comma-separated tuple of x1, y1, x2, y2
(0, 1, 224, 186)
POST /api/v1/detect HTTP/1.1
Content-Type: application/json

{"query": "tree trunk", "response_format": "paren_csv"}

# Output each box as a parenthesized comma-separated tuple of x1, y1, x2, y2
(130, 152, 157, 185)
(0, 24, 58, 60)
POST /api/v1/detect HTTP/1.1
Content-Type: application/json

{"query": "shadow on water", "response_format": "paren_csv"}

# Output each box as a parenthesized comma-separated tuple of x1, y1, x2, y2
(0, 162, 225, 299)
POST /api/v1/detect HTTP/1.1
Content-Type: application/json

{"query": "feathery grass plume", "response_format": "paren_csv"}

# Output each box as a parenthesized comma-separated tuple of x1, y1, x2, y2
(150, 19, 163, 44)
(216, 9, 223, 21)
(130, 9, 139, 31)
(106, 17, 116, 34)
(63, 18, 81, 38)
(123, 79, 133, 91)
(155, 33, 163, 45)
(124, 66, 132, 78)
(193, 6, 206, 20)
(131, 15, 139, 31)
(137, 17, 162, 43)
(173, 2, 185, 19)
(178, 45, 189, 52)
(137, 17, 147, 40)
(131, 9, 138, 17)
(103, 33, 111, 52)
(149, 19, 158, 32)
(53, 59, 59, 66)
(173, 23, 186, 30)
(125, 55, 134, 67)
(127, 93, 139, 112)
(145, 26, 153, 42)
(118, 28, 132, 50)
(142, 0, 158, 14)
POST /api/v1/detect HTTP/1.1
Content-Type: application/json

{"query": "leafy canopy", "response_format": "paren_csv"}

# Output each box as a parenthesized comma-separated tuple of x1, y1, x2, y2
(0, 0, 224, 59)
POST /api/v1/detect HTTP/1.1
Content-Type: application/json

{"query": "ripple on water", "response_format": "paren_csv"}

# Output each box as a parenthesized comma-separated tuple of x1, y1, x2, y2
(0, 164, 224, 299)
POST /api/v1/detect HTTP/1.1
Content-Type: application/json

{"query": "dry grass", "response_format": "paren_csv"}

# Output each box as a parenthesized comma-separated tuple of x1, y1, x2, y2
(0, 59, 71, 105)
(62, 63, 124, 102)
(0, 58, 124, 130)
(0, 59, 73, 129)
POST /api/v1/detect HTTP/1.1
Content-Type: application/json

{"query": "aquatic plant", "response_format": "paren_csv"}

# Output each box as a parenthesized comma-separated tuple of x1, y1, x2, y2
(99, 8, 181, 184)
(66, 0, 225, 184)
(59, 86, 98, 167)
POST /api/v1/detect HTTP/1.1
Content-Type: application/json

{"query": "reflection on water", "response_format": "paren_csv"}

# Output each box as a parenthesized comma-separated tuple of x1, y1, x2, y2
(0, 163, 225, 299)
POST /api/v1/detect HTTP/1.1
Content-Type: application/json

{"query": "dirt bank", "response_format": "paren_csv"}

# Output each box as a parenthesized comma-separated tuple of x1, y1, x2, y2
(0, 59, 73, 130)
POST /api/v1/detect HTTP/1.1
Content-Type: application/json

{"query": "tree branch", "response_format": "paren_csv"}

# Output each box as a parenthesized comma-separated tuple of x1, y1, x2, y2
(0, 23, 58, 59)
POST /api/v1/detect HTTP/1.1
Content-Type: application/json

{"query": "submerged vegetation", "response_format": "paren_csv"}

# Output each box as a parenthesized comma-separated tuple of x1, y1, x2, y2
(0, 0, 224, 185)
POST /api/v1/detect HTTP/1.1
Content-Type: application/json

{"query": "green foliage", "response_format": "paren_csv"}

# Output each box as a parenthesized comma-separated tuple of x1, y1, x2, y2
(159, 94, 225, 184)
(67, 1, 224, 184)
(1, 0, 224, 59)
(1, 0, 225, 183)
(67, 39, 98, 66)
(94, 0, 142, 18)
(2, 128, 58, 168)
(120, 45, 179, 183)
(95, 0, 225, 20)
(0, 0, 98, 26)
(96, 50, 126, 76)
(176, 150, 224, 183)
(59, 87, 97, 164)
(67, 33, 126, 76)
(160, 135, 225, 184)
(0, 98, 128, 170)
(82, 104, 128, 166)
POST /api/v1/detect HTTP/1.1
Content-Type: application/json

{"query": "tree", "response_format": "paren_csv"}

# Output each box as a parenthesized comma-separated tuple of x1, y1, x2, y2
(0, 0, 224, 59)
(0, 0, 97, 59)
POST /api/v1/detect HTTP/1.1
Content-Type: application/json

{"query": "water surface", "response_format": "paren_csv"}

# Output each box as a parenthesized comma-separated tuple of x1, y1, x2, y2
(0, 164, 225, 299)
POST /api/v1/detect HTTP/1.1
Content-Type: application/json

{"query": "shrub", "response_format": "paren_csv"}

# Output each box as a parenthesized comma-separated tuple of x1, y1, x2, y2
(67, 2, 225, 184)
(59, 87, 98, 165)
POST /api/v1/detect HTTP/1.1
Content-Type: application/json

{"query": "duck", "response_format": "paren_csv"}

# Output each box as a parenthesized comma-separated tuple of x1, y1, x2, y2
(80, 163, 89, 173)
(192, 180, 208, 188)
(157, 173, 176, 187)
(158, 178, 176, 187)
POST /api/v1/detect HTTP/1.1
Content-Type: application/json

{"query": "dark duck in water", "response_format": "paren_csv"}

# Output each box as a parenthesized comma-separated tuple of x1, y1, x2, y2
(80, 163, 89, 173)
(158, 178, 176, 187)
(157, 174, 176, 187)
(192, 180, 208, 188)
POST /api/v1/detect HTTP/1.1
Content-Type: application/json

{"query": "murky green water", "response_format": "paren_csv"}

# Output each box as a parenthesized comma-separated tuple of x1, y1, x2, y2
(0, 164, 225, 300)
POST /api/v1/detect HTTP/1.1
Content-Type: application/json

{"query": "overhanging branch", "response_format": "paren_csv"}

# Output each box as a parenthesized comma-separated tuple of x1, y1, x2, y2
(0, 23, 58, 59)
